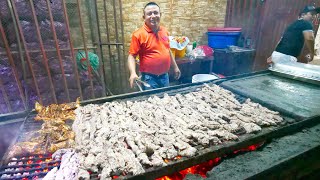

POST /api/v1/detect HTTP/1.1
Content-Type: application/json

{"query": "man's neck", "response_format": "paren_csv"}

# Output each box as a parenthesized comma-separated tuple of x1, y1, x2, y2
(151, 26, 160, 33)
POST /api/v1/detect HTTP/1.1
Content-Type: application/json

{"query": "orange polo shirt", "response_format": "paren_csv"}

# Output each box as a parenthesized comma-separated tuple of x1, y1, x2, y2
(129, 23, 171, 75)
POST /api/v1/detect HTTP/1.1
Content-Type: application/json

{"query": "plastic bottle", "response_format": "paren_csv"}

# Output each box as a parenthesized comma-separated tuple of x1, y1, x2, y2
(192, 41, 197, 49)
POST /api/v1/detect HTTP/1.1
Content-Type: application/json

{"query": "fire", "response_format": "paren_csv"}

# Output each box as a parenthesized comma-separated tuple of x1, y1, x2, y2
(27, 160, 33, 164)
(157, 142, 264, 180)
(157, 157, 221, 180)
(43, 168, 49, 172)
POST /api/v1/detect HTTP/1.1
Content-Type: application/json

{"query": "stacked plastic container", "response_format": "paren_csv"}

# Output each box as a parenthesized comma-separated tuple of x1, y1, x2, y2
(207, 27, 241, 49)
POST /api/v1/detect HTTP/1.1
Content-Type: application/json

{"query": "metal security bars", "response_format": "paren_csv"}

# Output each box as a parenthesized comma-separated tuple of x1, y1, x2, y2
(0, 0, 128, 115)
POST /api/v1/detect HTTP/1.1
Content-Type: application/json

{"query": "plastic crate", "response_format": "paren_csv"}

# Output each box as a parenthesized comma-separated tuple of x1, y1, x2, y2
(207, 31, 241, 49)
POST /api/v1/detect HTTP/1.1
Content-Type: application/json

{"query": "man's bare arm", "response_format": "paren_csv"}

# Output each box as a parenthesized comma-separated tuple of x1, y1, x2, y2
(128, 54, 138, 88)
(303, 31, 315, 61)
(169, 50, 181, 79)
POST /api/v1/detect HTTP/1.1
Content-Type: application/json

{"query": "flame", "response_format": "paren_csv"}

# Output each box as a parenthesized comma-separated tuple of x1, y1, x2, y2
(36, 160, 42, 164)
(27, 160, 33, 164)
(157, 158, 221, 180)
(43, 168, 49, 172)
(175, 156, 182, 160)
(157, 142, 264, 180)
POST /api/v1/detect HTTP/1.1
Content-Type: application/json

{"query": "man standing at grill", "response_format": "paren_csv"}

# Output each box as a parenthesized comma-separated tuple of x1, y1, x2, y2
(127, 2, 181, 90)
(267, 5, 320, 64)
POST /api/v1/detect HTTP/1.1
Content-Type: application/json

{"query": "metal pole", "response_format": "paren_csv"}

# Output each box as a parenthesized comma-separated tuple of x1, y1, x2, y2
(61, 0, 83, 100)
(6, 0, 29, 110)
(0, 14, 26, 109)
(112, 0, 124, 93)
(103, 0, 115, 91)
(76, 0, 95, 99)
(29, 0, 57, 103)
(119, 0, 128, 89)
(9, 0, 43, 104)
(93, 0, 107, 96)
(0, 46, 98, 55)
(45, 0, 70, 102)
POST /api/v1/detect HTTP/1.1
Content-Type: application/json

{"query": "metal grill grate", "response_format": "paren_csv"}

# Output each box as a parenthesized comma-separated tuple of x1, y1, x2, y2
(0, 154, 60, 180)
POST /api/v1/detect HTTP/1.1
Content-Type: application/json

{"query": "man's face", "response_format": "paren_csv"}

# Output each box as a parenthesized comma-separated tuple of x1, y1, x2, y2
(302, 12, 316, 21)
(143, 5, 161, 30)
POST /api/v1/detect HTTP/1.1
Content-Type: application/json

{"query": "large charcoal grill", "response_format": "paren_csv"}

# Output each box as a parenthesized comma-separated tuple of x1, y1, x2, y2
(1, 70, 320, 180)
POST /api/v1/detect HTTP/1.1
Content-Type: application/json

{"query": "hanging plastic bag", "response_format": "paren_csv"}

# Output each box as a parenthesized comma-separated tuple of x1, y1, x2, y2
(169, 36, 190, 58)
(188, 45, 214, 61)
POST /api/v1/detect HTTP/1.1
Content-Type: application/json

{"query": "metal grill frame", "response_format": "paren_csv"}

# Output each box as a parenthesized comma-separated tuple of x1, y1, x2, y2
(1, 71, 320, 180)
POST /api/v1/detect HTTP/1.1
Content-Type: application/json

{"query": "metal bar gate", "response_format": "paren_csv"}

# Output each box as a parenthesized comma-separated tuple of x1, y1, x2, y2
(0, 0, 128, 115)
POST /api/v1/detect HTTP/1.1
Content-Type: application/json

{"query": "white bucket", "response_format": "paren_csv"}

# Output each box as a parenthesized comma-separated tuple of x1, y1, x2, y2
(192, 74, 219, 83)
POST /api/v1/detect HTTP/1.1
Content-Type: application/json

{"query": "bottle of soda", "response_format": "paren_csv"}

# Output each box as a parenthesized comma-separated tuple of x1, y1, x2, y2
(192, 41, 197, 49)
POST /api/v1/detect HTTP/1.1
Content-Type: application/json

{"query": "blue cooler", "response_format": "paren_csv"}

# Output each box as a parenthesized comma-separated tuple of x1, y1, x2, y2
(207, 27, 241, 49)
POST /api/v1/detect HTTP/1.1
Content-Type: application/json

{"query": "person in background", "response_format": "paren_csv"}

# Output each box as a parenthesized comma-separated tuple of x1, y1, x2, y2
(127, 2, 181, 90)
(267, 5, 320, 64)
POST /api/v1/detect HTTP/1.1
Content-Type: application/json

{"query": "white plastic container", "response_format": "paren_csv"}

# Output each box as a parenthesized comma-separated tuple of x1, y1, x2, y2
(192, 74, 219, 83)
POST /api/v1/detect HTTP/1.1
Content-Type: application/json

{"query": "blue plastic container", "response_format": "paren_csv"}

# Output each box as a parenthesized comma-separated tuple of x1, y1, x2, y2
(207, 31, 241, 49)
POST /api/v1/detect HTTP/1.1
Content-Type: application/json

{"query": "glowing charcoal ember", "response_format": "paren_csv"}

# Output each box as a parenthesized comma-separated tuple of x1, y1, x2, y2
(157, 143, 264, 180)
(27, 160, 33, 164)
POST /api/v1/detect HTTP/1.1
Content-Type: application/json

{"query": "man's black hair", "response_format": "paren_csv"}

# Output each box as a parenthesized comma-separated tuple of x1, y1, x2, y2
(143, 2, 160, 13)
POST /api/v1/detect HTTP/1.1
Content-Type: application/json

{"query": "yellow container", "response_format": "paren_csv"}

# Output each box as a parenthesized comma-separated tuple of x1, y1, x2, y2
(175, 47, 186, 58)
(170, 48, 186, 58)
(170, 48, 176, 57)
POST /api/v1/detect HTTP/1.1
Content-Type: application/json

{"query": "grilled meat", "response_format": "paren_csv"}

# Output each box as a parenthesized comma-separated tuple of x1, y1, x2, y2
(73, 84, 284, 177)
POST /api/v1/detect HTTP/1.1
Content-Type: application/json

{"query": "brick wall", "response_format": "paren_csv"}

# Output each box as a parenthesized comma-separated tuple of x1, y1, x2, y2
(121, 0, 227, 51)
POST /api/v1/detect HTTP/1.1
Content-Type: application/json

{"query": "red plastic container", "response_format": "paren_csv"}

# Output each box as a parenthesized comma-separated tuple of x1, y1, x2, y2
(207, 27, 242, 32)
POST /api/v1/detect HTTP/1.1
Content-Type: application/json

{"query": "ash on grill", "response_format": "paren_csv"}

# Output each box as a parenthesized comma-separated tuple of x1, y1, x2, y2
(73, 84, 284, 179)
(0, 154, 61, 180)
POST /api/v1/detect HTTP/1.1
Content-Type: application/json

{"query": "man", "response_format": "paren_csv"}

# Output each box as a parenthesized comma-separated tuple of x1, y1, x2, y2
(267, 5, 320, 64)
(127, 2, 181, 90)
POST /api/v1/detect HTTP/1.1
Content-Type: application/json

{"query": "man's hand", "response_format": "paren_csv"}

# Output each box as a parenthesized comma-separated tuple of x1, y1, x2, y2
(267, 56, 273, 64)
(129, 73, 139, 88)
(174, 67, 181, 80)
(306, 53, 314, 63)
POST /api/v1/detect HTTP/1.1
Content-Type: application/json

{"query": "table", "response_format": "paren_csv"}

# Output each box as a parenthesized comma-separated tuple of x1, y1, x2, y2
(175, 56, 214, 73)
